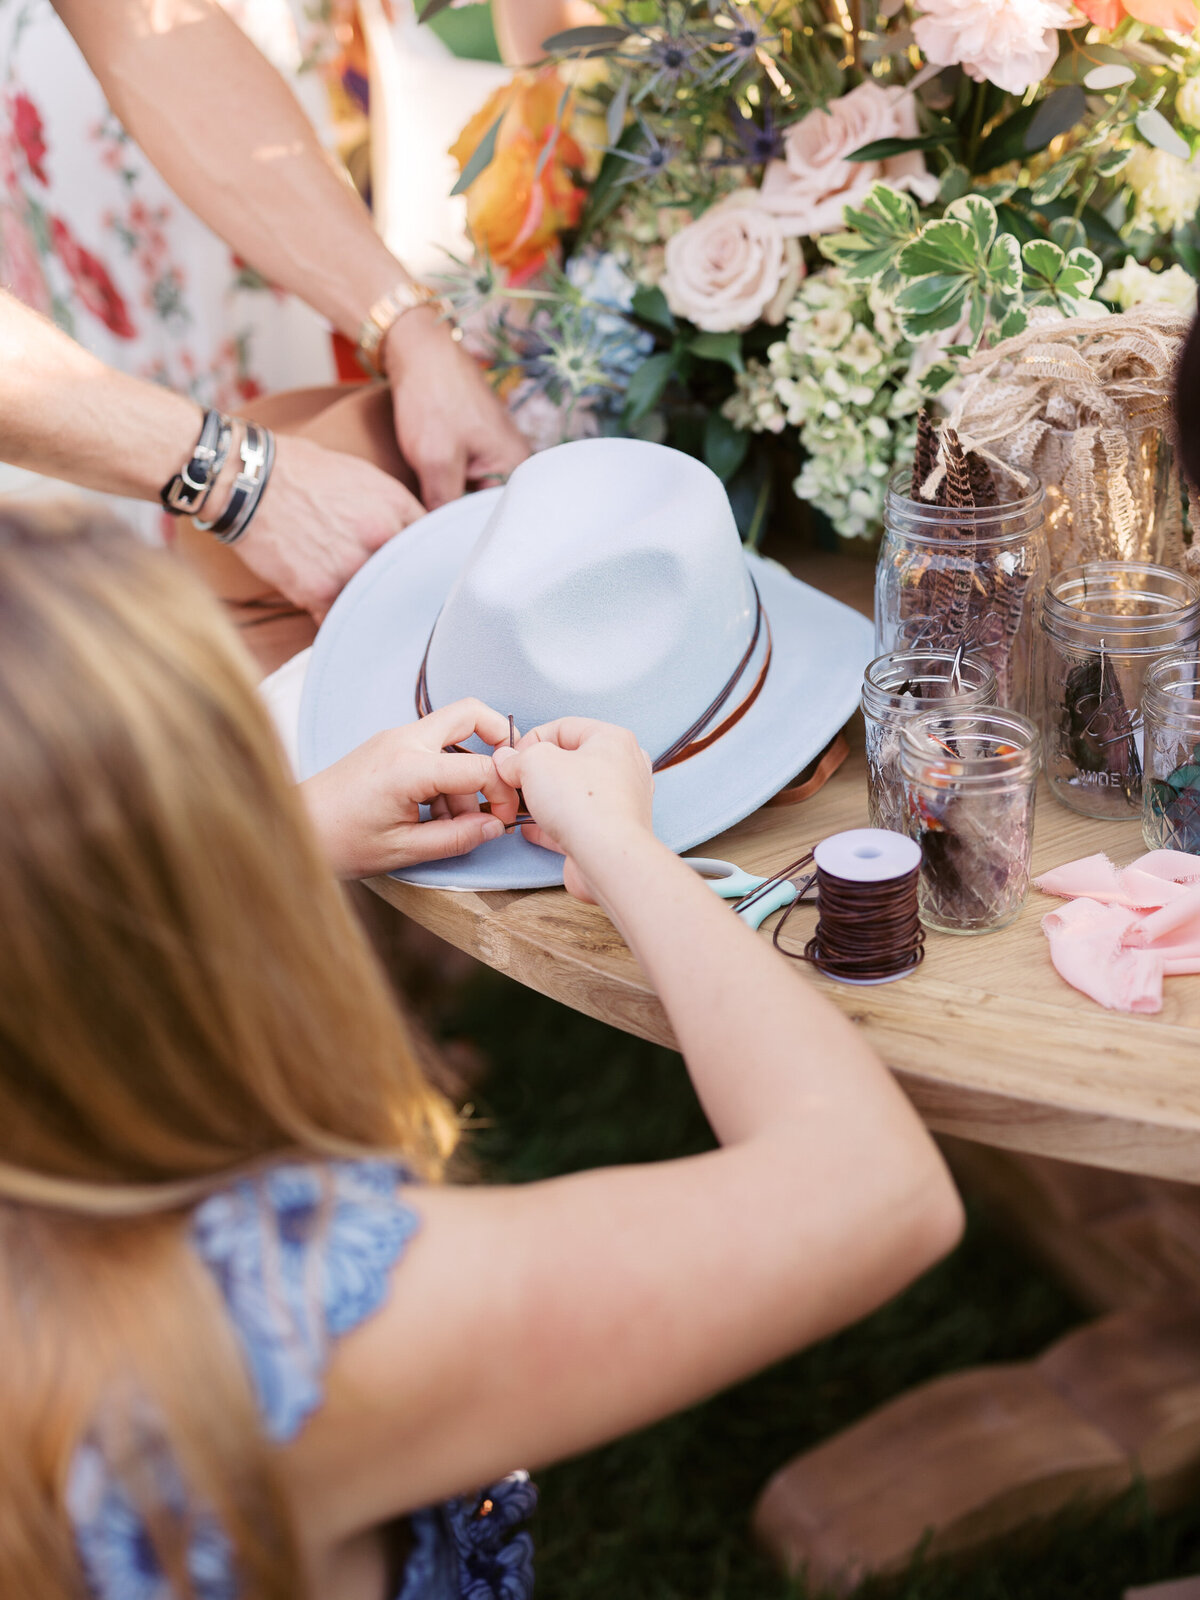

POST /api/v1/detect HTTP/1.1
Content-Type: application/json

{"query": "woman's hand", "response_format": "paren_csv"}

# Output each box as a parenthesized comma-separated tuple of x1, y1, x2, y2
(385, 309, 530, 509)
(300, 700, 521, 879)
(492, 718, 654, 902)
(236, 433, 426, 622)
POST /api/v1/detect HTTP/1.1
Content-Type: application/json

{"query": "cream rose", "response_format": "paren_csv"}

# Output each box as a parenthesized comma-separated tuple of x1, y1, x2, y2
(661, 192, 799, 333)
(758, 81, 940, 238)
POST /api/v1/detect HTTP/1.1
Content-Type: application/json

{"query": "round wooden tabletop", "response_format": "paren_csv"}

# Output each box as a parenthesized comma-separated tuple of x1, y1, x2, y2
(368, 553, 1200, 1185)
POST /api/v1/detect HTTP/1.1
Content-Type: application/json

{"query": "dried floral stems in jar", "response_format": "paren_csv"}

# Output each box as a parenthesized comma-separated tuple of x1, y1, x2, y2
(862, 648, 997, 835)
(1142, 655, 1200, 854)
(1041, 562, 1200, 820)
(900, 708, 1041, 936)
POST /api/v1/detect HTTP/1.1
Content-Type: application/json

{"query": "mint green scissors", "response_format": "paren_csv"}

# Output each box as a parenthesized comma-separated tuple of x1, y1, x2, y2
(684, 857, 800, 930)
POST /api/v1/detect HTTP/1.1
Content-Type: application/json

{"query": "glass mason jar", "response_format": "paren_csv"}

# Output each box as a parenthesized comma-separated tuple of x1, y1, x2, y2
(876, 472, 1048, 716)
(1142, 654, 1200, 854)
(862, 649, 998, 834)
(899, 707, 1041, 936)
(1040, 562, 1200, 821)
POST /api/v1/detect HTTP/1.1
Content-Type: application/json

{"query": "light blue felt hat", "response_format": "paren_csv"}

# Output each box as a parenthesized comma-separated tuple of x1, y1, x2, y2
(298, 437, 873, 890)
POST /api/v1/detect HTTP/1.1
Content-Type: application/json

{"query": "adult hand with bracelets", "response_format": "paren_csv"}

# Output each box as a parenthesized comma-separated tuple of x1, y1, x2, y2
(34, 0, 529, 605)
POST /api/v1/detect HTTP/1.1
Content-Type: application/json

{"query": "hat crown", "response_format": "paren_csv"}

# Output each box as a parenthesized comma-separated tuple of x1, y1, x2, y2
(424, 438, 755, 755)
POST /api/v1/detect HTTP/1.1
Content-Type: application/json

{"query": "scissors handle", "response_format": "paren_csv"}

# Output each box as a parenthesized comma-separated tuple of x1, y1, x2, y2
(684, 856, 765, 899)
(734, 878, 798, 931)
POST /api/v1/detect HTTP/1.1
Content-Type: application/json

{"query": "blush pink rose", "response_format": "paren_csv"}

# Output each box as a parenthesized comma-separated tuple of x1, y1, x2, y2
(912, 0, 1073, 96)
(661, 191, 799, 333)
(758, 81, 939, 237)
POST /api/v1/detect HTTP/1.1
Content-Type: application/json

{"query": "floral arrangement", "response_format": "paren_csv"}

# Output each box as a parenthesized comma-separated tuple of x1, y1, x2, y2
(432, 0, 1200, 543)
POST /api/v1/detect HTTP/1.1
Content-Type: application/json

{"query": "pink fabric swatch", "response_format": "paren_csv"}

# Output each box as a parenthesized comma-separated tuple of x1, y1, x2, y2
(1034, 850, 1200, 1013)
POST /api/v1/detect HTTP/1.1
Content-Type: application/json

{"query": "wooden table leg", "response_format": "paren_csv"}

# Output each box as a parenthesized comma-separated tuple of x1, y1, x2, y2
(754, 1300, 1200, 1594)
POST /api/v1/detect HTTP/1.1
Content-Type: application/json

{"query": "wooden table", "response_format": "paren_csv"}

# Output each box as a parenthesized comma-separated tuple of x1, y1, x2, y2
(370, 553, 1200, 1186)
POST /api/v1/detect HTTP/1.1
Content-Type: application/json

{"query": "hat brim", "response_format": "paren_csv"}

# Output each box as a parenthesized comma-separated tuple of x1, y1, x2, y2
(298, 488, 874, 890)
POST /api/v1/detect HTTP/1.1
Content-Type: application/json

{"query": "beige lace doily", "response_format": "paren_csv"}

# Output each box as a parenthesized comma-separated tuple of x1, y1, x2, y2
(946, 305, 1195, 575)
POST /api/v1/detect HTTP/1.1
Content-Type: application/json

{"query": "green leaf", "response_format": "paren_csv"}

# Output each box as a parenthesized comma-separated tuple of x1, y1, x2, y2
(1049, 214, 1088, 253)
(895, 272, 966, 316)
(688, 331, 744, 373)
(918, 361, 961, 395)
(1096, 146, 1133, 177)
(995, 201, 1042, 245)
(999, 305, 1030, 339)
(895, 278, 969, 338)
(578, 123, 643, 239)
(898, 218, 976, 278)
(450, 110, 505, 197)
(623, 351, 676, 422)
(986, 231, 1023, 297)
(940, 162, 971, 203)
(978, 177, 1018, 204)
(703, 412, 750, 483)
(948, 195, 999, 257)
(975, 103, 1039, 172)
(542, 23, 629, 52)
(1030, 156, 1081, 206)
(847, 131, 960, 162)
(630, 284, 675, 334)
(818, 182, 922, 288)
(1025, 86, 1087, 154)
(418, 0, 457, 20)
(1022, 238, 1067, 282)
(1037, 196, 1125, 254)
(1084, 63, 1136, 91)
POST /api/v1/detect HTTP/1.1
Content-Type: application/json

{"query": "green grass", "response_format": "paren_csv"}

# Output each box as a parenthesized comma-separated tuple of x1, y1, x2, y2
(440, 969, 1200, 1600)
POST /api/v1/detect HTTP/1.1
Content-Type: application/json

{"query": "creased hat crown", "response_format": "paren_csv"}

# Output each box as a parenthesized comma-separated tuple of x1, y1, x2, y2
(423, 438, 756, 755)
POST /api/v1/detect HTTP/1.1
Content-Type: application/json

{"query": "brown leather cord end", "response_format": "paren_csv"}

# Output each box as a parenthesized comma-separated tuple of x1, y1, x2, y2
(765, 730, 850, 807)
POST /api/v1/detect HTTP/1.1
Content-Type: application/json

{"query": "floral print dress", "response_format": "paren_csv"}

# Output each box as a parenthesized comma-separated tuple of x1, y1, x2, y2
(66, 1160, 538, 1600)
(0, 0, 339, 518)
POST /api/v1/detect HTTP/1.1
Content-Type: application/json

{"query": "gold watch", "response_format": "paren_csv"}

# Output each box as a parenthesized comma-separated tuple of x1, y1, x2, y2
(356, 280, 454, 378)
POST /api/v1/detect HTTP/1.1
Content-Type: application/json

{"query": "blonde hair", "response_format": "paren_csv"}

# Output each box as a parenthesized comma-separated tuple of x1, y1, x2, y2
(0, 504, 457, 1597)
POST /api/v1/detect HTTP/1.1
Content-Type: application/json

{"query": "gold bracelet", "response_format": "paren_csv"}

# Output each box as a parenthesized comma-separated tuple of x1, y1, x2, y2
(356, 281, 454, 379)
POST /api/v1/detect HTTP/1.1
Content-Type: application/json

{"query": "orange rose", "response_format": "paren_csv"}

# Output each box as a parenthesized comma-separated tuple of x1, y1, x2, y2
(1075, 0, 1196, 25)
(450, 68, 586, 276)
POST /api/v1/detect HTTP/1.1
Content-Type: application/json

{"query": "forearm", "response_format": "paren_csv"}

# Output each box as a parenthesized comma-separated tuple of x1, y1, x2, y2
(54, 0, 407, 339)
(576, 824, 930, 1151)
(492, 0, 603, 64)
(0, 290, 201, 500)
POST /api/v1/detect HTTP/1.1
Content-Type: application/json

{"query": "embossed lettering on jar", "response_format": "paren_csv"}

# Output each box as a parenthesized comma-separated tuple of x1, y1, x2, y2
(1040, 562, 1200, 821)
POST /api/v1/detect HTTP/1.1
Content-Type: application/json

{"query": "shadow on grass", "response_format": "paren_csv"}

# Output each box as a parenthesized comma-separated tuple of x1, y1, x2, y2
(442, 968, 1200, 1600)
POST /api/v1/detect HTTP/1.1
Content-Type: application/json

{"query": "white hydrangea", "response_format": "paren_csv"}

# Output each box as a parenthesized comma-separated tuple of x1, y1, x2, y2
(1178, 77, 1200, 133)
(724, 267, 921, 540)
(1125, 145, 1200, 235)
(1101, 255, 1198, 313)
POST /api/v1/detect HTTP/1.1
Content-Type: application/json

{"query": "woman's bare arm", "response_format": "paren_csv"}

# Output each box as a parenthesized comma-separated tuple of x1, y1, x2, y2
(52, 0, 528, 508)
(285, 724, 963, 1545)
(492, 0, 605, 65)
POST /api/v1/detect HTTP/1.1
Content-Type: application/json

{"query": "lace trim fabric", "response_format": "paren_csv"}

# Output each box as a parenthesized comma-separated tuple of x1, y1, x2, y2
(67, 1158, 537, 1600)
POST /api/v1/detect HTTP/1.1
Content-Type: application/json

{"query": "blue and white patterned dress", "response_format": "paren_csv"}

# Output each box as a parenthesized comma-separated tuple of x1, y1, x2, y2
(65, 1160, 537, 1600)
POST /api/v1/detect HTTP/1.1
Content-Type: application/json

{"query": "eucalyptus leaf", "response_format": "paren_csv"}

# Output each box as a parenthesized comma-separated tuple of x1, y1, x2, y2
(1084, 63, 1136, 90)
(623, 350, 676, 422)
(703, 412, 750, 483)
(542, 23, 630, 52)
(1136, 106, 1190, 161)
(450, 110, 505, 198)
(533, 85, 572, 181)
(974, 103, 1039, 172)
(1026, 86, 1087, 154)
(606, 76, 631, 147)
